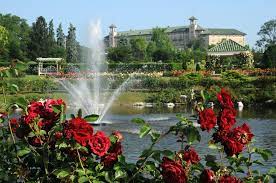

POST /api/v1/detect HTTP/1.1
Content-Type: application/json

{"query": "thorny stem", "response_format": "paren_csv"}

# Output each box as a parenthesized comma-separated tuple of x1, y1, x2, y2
(2, 85, 6, 104)
(8, 119, 23, 163)
(127, 130, 171, 183)
(247, 144, 253, 178)
(77, 149, 92, 183)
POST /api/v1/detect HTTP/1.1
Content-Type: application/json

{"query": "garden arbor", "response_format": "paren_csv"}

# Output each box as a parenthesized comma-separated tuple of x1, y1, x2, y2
(37, 57, 63, 76)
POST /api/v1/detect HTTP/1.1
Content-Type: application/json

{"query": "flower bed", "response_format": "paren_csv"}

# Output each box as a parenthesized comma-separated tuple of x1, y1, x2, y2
(0, 89, 275, 182)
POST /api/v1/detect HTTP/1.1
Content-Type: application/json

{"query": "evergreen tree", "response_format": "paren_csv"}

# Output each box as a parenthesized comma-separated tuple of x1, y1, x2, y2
(56, 23, 65, 48)
(47, 19, 57, 57)
(28, 16, 48, 60)
(48, 19, 55, 47)
(66, 23, 78, 63)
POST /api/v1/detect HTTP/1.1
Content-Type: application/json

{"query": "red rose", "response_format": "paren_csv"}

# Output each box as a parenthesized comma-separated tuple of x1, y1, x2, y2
(29, 137, 42, 147)
(9, 118, 19, 132)
(222, 137, 244, 156)
(101, 153, 118, 168)
(217, 88, 234, 108)
(212, 130, 229, 143)
(200, 169, 215, 183)
(219, 175, 242, 183)
(183, 147, 200, 164)
(101, 142, 123, 168)
(230, 123, 254, 145)
(89, 131, 111, 157)
(55, 131, 63, 140)
(112, 131, 123, 142)
(24, 112, 38, 124)
(199, 108, 217, 132)
(160, 157, 186, 183)
(64, 117, 94, 146)
(218, 108, 236, 131)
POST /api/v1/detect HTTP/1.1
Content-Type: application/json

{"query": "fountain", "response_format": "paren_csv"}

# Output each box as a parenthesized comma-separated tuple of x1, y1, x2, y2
(59, 20, 132, 123)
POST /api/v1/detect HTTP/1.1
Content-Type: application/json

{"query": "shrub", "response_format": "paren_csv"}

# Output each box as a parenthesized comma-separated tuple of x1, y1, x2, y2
(0, 89, 275, 182)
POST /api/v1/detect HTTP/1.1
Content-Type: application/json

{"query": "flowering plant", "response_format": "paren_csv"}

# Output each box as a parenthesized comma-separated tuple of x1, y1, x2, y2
(0, 89, 275, 182)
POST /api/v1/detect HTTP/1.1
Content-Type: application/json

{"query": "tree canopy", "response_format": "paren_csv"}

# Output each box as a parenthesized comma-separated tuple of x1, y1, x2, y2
(256, 19, 276, 48)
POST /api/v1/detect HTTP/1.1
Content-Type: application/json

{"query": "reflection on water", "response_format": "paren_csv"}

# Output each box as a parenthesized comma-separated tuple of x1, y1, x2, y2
(95, 105, 276, 171)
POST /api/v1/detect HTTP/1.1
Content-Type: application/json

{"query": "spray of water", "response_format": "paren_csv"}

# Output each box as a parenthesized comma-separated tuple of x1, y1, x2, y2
(58, 20, 133, 123)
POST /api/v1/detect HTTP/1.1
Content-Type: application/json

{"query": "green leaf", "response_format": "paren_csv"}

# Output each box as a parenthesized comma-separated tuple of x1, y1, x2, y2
(56, 170, 70, 179)
(184, 126, 200, 144)
(139, 124, 151, 138)
(145, 161, 156, 172)
(52, 105, 62, 113)
(10, 84, 19, 93)
(205, 155, 216, 162)
(78, 176, 89, 183)
(0, 118, 4, 123)
(150, 132, 160, 143)
(255, 148, 273, 161)
(268, 167, 276, 175)
(77, 109, 82, 118)
(58, 142, 68, 149)
(17, 148, 31, 157)
(84, 114, 99, 122)
(264, 175, 270, 183)
(15, 61, 27, 71)
(131, 118, 145, 125)
(252, 160, 264, 166)
(4, 70, 11, 78)
(16, 97, 28, 110)
(115, 169, 126, 180)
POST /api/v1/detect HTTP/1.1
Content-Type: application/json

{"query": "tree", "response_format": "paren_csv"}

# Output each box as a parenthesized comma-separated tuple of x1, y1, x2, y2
(262, 44, 276, 68)
(151, 28, 175, 62)
(117, 35, 128, 47)
(66, 23, 78, 63)
(107, 46, 132, 62)
(130, 37, 147, 61)
(256, 19, 276, 48)
(47, 19, 58, 57)
(0, 13, 31, 60)
(28, 16, 49, 60)
(0, 25, 9, 57)
(47, 20, 55, 47)
(56, 23, 65, 48)
(151, 28, 174, 51)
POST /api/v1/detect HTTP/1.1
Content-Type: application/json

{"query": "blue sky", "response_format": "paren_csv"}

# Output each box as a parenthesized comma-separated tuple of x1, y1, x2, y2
(0, 0, 275, 47)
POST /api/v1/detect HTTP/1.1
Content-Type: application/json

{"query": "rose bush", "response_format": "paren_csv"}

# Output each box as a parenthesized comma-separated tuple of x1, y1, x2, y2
(0, 89, 275, 182)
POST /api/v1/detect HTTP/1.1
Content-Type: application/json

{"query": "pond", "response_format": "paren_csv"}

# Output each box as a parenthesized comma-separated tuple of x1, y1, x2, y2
(95, 104, 276, 172)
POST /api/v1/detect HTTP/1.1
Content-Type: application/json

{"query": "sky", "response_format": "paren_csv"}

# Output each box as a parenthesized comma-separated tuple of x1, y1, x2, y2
(0, 0, 275, 47)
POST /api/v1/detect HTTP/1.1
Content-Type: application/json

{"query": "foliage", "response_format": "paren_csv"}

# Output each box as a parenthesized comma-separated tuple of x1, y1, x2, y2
(0, 25, 9, 56)
(107, 46, 132, 63)
(261, 44, 276, 68)
(0, 89, 274, 182)
(256, 19, 276, 48)
(28, 16, 49, 60)
(66, 23, 78, 63)
(130, 37, 147, 61)
(0, 13, 31, 61)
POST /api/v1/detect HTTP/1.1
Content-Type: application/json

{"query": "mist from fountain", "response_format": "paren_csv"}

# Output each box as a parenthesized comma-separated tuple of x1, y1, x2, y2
(58, 20, 133, 123)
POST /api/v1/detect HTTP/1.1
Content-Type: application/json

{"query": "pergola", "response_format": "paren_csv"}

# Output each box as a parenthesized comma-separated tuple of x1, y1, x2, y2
(36, 57, 63, 76)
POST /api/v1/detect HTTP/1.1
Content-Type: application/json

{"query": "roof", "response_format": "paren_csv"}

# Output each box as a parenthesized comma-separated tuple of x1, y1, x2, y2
(117, 25, 207, 37)
(201, 28, 246, 35)
(189, 16, 198, 21)
(208, 39, 248, 53)
(36, 58, 63, 62)
(115, 26, 244, 37)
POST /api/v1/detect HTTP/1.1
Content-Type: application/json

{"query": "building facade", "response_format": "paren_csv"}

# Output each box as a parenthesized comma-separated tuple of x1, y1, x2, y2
(104, 16, 246, 50)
